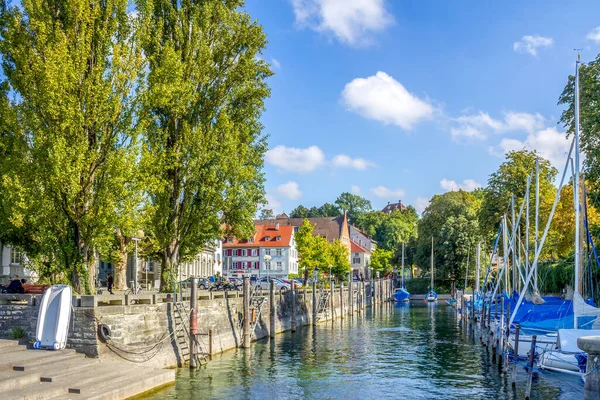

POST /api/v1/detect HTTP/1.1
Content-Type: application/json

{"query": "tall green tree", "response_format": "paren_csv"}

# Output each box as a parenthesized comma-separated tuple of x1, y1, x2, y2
(479, 150, 557, 240)
(559, 55, 600, 208)
(0, 0, 144, 293)
(370, 248, 393, 276)
(334, 192, 372, 223)
(416, 191, 481, 281)
(138, 0, 272, 291)
(295, 219, 331, 282)
(328, 239, 351, 280)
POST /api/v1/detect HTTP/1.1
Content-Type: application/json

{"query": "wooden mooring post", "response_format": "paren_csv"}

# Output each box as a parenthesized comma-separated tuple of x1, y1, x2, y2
(312, 281, 317, 324)
(340, 283, 344, 319)
(511, 324, 520, 387)
(525, 335, 536, 399)
(270, 280, 275, 338)
(291, 285, 296, 332)
(348, 279, 353, 317)
(189, 277, 198, 368)
(242, 277, 250, 348)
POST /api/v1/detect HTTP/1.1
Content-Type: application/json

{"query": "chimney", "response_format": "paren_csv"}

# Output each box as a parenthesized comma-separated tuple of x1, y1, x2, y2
(387, 201, 390, 205)
(275, 222, 279, 231)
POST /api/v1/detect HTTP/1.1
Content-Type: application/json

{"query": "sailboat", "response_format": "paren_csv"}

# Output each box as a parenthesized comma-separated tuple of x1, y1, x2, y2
(426, 237, 438, 302)
(537, 65, 600, 371)
(527, 54, 600, 375)
(394, 242, 410, 302)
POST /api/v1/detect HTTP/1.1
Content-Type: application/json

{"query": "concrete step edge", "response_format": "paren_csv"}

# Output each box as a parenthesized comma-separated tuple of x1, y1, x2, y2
(82, 369, 175, 400)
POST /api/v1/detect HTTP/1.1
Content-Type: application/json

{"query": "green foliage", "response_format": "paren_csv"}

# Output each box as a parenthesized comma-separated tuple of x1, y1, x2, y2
(357, 208, 418, 252)
(0, 0, 144, 294)
(138, 0, 272, 291)
(289, 202, 341, 218)
(559, 56, 600, 209)
(10, 327, 25, 339)
(370, 248, 393, 275)
(415, 190, 482, 283)
(405, 278, 454, 295)
(334, 192, 372, 224)
(259, 209, 275, 220)
(328, 239, 351, 279)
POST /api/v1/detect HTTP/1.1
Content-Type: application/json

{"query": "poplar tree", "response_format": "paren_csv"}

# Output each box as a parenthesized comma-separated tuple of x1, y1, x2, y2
(0, 0, 144, 293)
(138, 0, 271, 291)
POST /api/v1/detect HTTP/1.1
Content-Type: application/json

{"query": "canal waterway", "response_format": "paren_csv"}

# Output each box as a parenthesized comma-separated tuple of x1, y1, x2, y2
(149, 302, 583, 400)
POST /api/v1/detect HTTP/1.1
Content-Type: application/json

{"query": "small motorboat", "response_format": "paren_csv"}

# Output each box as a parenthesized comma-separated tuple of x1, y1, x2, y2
(426, 290, 438, 302)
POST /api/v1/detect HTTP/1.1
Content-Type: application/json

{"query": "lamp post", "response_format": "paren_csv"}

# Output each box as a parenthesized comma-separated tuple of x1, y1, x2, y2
(131, 230, 144, 293)
(313, 267, 319, 283)
(264, 254, 272, 280)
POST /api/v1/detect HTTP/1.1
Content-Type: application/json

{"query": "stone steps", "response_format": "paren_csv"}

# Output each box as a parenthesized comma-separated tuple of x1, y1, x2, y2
(0, 339, 175, 399)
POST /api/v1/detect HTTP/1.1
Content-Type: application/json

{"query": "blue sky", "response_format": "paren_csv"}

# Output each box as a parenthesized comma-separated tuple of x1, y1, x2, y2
(244, 0, 600, 214)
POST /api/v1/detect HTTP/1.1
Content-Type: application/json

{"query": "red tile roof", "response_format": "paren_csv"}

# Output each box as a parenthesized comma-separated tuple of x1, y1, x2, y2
(223, 225, 293, 248)
(351, 241, 368, 253)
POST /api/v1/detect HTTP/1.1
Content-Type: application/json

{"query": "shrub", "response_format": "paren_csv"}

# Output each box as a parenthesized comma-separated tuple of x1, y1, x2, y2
(11, 327, 25, 339)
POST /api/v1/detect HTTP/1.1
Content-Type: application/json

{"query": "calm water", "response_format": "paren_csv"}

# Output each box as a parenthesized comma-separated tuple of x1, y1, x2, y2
(149, 303, 584, 400)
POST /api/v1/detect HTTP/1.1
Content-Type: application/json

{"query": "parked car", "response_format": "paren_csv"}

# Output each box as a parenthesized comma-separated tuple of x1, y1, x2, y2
(281, 278, 300, 288)
(252, 277, 289, 291)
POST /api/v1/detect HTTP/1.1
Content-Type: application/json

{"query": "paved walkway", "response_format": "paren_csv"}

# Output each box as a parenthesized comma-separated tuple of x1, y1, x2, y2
(0, 339, 174, 399)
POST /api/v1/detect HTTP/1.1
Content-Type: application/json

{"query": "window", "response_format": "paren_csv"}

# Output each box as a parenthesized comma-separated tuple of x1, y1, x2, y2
(265, 261, 271, 270)
(265, 236, 270, 241)
(242, 249, 247, 257)
(353, 257, 361, 264)
(276, 249, 282, 257)
(265, 249, 271, 256)
(252, 249, 258, 257)
(354, 253, 359, 257)
(276, 261, 282, 270)
(227, 238, 233, 243)
(10, 248, 22, 265)
(249, 237, 254, 243)
(275, 236, 281, 241)
(254, 261, 259, 269)
(294, 226, 299, 233)
(233, 261, 238, 269)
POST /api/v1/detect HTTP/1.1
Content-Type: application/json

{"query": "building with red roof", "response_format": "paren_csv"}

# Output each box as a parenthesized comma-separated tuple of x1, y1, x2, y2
(350, 240, 371, 279)
(223, 224, 298, 278)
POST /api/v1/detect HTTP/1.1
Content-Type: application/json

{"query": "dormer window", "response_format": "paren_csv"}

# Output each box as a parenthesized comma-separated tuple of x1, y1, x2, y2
(276, 236, 281, 241)
(249, 237, 254, 243)
(227, 238, 233, 243)
(265, 236, 270, 241)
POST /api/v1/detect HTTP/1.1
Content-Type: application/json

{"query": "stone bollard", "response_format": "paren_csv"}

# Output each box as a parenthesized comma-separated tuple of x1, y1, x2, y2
(578, 336, 600, 399)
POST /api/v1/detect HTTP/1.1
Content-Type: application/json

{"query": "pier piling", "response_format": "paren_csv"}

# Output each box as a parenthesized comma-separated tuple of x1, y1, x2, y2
(525, 334, 536, 399)
(189, 277, 198, 368)
(291, 285, 296, 332)
(512, 324, 520, 387)
(312, 281, 317, 324)
(242, 277, 250, 349)
(270, 280, 275, 338)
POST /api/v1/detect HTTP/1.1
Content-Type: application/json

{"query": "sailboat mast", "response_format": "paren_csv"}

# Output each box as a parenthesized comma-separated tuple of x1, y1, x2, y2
(574, 53, 581, 329)
(535, 157, 539, 291)
(401, 242, 405, 289)
(511, 195, 516, 295)
(431, 236, 434, 291)
(476, 242, 480, 294)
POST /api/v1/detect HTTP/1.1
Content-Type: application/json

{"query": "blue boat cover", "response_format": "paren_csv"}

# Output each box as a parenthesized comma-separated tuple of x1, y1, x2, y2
(394, 288, 410, 302)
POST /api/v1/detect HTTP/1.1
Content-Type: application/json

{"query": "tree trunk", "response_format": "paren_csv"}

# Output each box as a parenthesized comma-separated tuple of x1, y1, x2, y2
(114, 231, 129, 290)
(160, 241, 179, 292)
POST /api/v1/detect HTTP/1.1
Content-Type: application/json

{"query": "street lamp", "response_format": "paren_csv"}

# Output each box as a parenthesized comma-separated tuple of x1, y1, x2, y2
(313, 267, 319, 283)
(264, 254, 272, 280)
(131, 230, 144, 293)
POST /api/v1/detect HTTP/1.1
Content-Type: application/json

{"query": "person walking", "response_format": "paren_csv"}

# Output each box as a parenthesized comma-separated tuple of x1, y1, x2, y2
(107, 273, 114, 295)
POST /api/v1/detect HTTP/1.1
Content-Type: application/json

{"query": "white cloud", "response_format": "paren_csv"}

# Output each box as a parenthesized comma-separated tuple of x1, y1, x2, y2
(265, 194, 282, 214)
(369, 185, 406, 199)
(266, 145, 326, 172)
(332, 154, 375, 170)
(489, 127, 571, 169)
(271, 58, 281, 69)
(351, 185, 361, 194)
(414, 197, 430, 214)
(513, 35, 553, 56)
(450, 111, 545, 141)
(587, 27, 600, 43)
(291, 0, 394, 47)
(440, 178, 482, 192)
(342, 71, 435, 130)
(273, 181, 302, 201)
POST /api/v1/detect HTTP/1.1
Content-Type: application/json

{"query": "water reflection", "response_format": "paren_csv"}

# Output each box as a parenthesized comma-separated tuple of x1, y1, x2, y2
(148, 303, 583, 400)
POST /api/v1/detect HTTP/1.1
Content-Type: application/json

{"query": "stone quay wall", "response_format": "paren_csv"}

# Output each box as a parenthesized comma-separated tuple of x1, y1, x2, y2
(0, 280, 394, 368)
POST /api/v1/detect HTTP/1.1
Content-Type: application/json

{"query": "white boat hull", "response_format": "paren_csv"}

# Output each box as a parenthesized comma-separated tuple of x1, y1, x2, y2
(35, 285, 72, 350)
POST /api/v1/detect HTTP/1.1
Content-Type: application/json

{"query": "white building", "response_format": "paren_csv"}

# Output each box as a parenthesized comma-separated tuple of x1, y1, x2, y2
(223, 224, 298, 279)
(1, 245, 36, 281)
(349, 225, 376, 253)
(351, 241, 371, 279)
